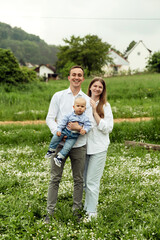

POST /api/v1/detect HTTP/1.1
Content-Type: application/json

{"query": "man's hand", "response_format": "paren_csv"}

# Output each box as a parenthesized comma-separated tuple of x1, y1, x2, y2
(63, 135, 67, 142)
(56, 131, 61, 137)
(80, 129, 86, 135)
(67, 122, 82, 131)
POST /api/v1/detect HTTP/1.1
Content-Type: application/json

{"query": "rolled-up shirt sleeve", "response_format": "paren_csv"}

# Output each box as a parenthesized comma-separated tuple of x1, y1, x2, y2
(57, 114, 70, 132)
(97, 103, 114, 134)
(83, 117, 92, 133)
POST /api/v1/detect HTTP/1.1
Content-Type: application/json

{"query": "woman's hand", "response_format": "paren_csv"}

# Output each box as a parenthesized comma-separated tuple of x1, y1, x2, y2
(67, 122, 82, 131)
(90, 98, 101, 125)
(90, 99, 97, 113)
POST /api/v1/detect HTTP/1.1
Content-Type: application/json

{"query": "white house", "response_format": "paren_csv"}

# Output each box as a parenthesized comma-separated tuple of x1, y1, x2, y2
(34, 64, 57, 80)
(124, 40, 152, 73)
(102, 50, 129, 76)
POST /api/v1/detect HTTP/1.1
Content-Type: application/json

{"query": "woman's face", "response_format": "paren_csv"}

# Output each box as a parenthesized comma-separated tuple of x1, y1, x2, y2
(90, 81, 103, 98)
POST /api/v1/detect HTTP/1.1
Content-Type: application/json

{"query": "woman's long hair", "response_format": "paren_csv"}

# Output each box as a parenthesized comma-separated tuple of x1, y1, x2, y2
(87, 77, 107, 118)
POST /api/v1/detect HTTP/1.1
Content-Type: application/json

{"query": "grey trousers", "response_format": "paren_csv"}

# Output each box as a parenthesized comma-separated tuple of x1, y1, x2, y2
(47, 144, 86, 215)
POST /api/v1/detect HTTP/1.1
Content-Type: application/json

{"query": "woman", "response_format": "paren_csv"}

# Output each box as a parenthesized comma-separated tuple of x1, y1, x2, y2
(84, 77, 114, 220)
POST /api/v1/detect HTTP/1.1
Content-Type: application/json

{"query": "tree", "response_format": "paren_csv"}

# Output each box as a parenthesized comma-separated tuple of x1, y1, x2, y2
(147, 51, 160, 73)
(58, 61, 77, 78)
(124, 41, 137, 54)
(56, 35, 111, 76)
(0, 48, 38, 85)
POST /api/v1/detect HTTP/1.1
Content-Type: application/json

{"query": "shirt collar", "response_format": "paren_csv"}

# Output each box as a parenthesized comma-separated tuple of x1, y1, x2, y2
(67, 87, 83, 97)
(67, 87, 72, 94)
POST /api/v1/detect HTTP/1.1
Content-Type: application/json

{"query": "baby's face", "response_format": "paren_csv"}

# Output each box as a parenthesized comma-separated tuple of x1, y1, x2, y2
(74, 99, 86, 115)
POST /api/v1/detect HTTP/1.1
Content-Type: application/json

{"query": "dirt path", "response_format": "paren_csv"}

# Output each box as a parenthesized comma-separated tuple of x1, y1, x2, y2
(114, 117, 152, 123)
(0, 120, 46, 125)
(0, 117, 152, 125)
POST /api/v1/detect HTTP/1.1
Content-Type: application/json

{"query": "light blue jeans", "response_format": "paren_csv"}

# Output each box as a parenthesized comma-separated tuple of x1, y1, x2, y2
(49, 128, 79, 158)
(84, 151, 107, 213)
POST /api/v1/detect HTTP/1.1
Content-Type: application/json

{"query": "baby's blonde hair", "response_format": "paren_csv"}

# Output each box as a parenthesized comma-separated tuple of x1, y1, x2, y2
(74, 97, 86, 106)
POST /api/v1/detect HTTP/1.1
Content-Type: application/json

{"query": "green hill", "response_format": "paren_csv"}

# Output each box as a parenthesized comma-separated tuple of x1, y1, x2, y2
(0, 22, 58, 65)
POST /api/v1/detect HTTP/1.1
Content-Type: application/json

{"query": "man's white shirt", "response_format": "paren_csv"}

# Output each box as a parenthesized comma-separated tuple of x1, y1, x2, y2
(46, 88, 93, 148)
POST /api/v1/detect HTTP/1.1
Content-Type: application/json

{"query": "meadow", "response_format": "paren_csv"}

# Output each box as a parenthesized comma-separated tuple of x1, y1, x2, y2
(0, 73, 160, 239)
(0, 73, 160, 121)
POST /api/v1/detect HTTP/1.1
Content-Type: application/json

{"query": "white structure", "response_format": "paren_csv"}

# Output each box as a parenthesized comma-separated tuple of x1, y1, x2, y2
(124, 40, 152, 73)
(35, 64, 57, 80)
(25, 62, 35, 68)
(102, 50, 129, 76)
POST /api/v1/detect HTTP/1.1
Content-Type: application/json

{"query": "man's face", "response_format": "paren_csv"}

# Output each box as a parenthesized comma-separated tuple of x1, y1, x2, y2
(68, 68, 84, 88)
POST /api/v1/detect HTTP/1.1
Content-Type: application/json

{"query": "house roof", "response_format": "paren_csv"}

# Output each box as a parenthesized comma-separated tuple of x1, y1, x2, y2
(124, 40, 152, 58)
(34, 64, 56, 73)
(108, 49, 129, 66)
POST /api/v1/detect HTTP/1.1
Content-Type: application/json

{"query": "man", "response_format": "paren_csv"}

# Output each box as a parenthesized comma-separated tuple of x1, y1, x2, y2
(44, 65, 93, 223)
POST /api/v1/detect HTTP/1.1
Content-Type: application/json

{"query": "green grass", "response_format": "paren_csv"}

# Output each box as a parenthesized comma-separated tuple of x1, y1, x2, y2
(0, 118, 159, 145)
(0, 73, 160, 121)
(0, 126, 160, 239)
(0, 73, 160, 239)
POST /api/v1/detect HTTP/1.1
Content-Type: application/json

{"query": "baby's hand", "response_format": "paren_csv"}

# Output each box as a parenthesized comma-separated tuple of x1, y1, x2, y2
(80, 129, 86, 135)
(57, 131, 61, 137)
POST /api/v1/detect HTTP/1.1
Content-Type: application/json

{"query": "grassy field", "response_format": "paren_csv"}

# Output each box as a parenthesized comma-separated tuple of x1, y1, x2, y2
(0, 73, 160, 121)
(0, 123, 160, 239)
(0, 73, 160, 239)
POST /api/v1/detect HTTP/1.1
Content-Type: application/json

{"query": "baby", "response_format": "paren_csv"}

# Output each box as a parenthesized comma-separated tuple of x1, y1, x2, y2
(45, 97, 91, 167)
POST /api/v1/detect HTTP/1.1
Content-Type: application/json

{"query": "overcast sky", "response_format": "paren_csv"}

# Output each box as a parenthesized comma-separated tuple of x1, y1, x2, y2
(0, 0, 160, 53)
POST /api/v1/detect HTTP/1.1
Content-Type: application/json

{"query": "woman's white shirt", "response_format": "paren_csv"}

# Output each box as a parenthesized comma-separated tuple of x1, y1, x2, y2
(87, 102, 113, 155)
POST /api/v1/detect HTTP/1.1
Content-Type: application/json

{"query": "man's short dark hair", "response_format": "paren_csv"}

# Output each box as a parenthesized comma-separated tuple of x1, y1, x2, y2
(69, 65, 84, 75)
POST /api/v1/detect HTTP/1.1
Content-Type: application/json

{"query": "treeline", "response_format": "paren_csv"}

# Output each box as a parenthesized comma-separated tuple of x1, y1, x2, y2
(0, 22, 58, 65)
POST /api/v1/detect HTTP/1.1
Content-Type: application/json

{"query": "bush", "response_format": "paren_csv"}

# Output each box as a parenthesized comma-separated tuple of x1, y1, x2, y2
(0, 48, 38, 85)
(147, 51, 160, 73)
